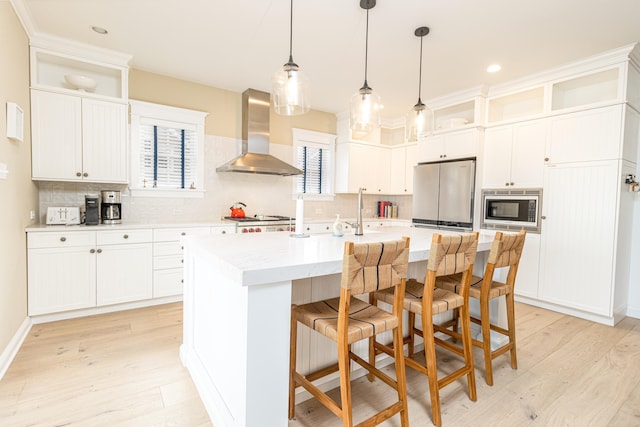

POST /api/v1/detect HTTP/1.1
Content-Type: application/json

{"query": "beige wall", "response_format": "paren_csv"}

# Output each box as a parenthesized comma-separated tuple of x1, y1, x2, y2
(129, 69, 336, 143)
(0, 1, 38, 358)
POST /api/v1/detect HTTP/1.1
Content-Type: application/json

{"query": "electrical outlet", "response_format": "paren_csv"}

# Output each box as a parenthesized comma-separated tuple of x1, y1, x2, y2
(30, 210, 36, 220)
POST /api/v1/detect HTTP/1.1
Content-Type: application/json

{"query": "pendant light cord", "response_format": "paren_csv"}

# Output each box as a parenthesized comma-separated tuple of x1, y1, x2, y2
(418, 34, 423, 101)
(364, 7, 369, 85)
(288, 0, 294, 63)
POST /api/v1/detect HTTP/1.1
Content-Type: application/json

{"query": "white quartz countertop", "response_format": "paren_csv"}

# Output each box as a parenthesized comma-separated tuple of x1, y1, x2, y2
(25, 221, 233, 232)
(183, 226, 495, 287)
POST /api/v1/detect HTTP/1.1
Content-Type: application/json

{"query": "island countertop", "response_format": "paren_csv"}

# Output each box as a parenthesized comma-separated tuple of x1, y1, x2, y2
(182, 226, 496, 287)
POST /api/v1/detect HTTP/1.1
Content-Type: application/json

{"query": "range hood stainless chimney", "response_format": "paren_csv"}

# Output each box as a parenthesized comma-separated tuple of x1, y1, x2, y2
(216, 88, 303, 176)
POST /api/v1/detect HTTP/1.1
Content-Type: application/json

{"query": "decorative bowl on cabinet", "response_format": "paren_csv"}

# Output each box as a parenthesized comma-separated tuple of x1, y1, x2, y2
(64, 74, 97, 92)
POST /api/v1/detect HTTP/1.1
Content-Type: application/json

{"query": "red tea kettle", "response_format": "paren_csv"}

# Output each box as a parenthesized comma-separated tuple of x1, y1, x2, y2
(230, 202, 246, 218)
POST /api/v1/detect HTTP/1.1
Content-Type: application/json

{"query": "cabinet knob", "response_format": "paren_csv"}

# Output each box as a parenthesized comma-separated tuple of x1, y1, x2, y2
(541, 216, 547, 220)
(83, 172, 88, 177)
(123, 234, 129, 239)
(181, 259, 184, 264)
(510, 182, 515, 186)
(544, 157, 549, 162)
(221, 230, 226, 234)
(60, 236, 66, 242)
(76, 172, 82, 177)
(505, 182, 510, 186)
(97, 248, 102, 253)
(181, 232, 186, 236)
(90, 248, 95, 254)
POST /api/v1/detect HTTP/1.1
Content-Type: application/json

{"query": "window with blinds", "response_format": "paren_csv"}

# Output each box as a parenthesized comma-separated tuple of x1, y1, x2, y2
(139, 124, 197, 189)
(129, 100, 207, 198)
(292, 128, 335, 199)
(296, 146, 330, 194)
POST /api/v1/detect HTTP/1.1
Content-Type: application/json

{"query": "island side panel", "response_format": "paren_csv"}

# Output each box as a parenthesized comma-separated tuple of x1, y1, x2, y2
(181, 240, 292, 427)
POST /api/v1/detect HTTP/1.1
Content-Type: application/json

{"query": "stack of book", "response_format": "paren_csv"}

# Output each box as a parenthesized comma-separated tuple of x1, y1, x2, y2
(377, 201, 398, 218)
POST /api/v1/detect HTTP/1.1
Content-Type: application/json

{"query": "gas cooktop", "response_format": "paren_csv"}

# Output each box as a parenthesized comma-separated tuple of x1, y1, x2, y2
(223, 215, 293, 223)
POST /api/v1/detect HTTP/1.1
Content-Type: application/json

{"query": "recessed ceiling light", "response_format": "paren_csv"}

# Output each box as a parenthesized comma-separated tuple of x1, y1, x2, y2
(487, 64, 502, 73)
(91, 26, 108, 35)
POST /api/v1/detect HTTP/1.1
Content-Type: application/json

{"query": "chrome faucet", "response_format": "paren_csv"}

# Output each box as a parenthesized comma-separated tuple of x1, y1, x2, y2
(353, 187, 365, 235)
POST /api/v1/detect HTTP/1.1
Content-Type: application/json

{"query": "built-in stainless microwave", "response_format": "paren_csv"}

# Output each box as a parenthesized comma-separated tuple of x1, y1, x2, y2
(481, 188, 542, 233)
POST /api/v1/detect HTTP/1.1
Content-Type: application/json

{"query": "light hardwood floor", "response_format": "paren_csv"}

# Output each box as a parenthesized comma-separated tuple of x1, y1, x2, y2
(1, 302, 639, 426)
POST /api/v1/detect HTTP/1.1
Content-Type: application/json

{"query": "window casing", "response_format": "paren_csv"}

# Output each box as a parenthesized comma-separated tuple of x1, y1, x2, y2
(130, 100, 207, 198)
(292, 128, 335, 200)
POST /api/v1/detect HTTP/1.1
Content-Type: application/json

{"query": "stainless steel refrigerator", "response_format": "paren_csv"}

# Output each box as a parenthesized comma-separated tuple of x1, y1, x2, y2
(412, 158, 476, 230)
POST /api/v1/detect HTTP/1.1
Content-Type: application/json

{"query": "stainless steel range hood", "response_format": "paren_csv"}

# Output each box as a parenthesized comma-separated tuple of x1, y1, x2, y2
(216, 88, 303, 176)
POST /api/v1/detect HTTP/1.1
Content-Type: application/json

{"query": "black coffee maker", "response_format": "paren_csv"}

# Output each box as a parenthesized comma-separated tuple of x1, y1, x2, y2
(85, 195, 100, 225)
(101, 190, 122, 224)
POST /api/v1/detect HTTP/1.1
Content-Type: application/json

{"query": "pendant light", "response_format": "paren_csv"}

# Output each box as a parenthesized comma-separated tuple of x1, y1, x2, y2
(350, 0, 382, 136)
(406, 26, 434, 142)
(272, 0, 310, 116)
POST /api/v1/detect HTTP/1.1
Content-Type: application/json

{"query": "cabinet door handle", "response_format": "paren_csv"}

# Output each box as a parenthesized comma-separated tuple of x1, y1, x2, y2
(123, 234, 129, 239)
(83, 172, 88, 177)
(541, 216, 547, 220)
(60, 236, 66, 242)
(96, 248, 102, 253)
(76, 172, 82, 177)
(181, 232, 186, 236)
(90, 248, 95, 254)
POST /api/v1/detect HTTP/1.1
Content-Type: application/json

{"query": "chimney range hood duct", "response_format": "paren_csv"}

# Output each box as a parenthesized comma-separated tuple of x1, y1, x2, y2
(216, 88, 303, 176)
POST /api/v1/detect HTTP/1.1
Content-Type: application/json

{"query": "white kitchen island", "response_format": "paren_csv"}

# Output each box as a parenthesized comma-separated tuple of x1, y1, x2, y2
(180, 226, 494, 427)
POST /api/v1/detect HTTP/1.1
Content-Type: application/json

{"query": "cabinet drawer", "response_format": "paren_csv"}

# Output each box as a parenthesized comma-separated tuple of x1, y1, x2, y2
(154, 254, 183, 270)
(97, 229, 152, 245)
(153, 268, 183, 297)
(28, 231, 95, 249)
(153, 227, 210, 242)
(154, 241, 182, 257)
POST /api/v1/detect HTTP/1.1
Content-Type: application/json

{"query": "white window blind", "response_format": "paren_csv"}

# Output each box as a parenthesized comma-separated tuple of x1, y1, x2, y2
(129, 100, 207, 198)
(292, 128, 335, 199)
(139, 124, 197, 189)
(296, 145, 330, 194)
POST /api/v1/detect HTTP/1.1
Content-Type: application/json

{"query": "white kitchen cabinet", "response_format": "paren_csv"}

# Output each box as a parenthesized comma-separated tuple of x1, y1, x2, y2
(390, 143, 418, 194)
(483, 120, 546, 189)
(96, 241, 152, 305)
(417, 128, 480, 163)
(545, 104, 623, 164)
(31, 89, 128, 183)
(538, 161, 618, 317)
(95, 229, 153, 306)
(153, 227, 212, 298)
(27, 228, 152, 315)
(27, 232, 96, 316)
(335, 142, 390, 194)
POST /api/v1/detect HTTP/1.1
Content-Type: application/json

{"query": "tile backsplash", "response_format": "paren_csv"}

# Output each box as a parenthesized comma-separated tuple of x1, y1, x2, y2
(37, 135, 412, 224)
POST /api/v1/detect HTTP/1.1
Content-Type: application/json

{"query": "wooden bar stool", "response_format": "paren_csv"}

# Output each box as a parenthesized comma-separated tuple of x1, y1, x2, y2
(436, 230, 526, 386)
(288, 237, 411, 427)
(373, 232, 479, 427)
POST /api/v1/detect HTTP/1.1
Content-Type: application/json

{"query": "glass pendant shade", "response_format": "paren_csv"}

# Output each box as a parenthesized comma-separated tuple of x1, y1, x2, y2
(406, 26, 432, 142)
(350, 84, 382, 136)
(272, 60, 310, 115)
(272, 0, 310, 116)
(406, 100, 433, 142)
(350, 0, 380, 136)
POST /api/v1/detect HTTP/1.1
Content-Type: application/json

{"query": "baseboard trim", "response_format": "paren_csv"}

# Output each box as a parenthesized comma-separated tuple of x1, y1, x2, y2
(0, 316, 32, 381)
(29, 295, 183, 324)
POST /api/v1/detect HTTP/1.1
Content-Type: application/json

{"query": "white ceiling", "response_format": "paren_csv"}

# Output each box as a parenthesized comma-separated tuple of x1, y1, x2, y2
(12, 0, 640, 120)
